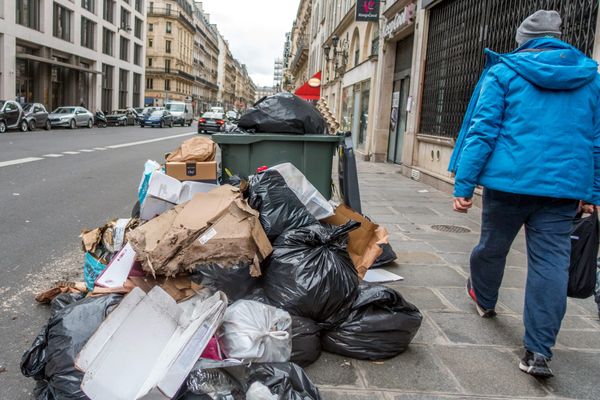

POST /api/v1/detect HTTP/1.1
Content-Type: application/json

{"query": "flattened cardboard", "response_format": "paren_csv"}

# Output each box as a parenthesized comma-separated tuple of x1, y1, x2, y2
(178, 182, 218, 204)
(165, 161, 217, 182)
(324, 205, 389, 278)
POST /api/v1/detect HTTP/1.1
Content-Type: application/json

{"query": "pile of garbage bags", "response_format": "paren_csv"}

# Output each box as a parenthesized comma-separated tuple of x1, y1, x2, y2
(21, 136, 421, 400)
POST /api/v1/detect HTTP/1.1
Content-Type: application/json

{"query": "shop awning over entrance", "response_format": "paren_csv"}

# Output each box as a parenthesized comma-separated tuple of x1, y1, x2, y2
(294, 71, 322, 101)
(16, 53, 102, 74)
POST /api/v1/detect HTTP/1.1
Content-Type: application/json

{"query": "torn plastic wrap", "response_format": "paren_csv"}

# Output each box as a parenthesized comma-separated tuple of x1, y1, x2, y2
(218, 300, 292, 363)
(248, 170, 318, 241)
(290, 316, 321, 367)
(321, 282, 422, 360)
(264, 222, 360, 329)
(21, 294, 123, 400)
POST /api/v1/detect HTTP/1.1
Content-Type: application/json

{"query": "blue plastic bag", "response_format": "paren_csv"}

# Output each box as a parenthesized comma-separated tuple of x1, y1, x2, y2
(83, 252, 107, 291)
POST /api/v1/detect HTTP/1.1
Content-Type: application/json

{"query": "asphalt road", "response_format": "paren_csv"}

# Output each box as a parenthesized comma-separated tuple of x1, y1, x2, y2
(0, 123, 200, 398)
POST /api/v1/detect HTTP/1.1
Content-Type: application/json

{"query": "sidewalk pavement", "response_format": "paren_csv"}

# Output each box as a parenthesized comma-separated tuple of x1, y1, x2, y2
(306, 160, 600, 400)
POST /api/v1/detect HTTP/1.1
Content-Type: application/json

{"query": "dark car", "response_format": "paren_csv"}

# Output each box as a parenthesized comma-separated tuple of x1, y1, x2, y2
(106, 108, 138, 126)
(140, 110, 174, 128)
(198, 112, 225, 134)
(0, 100, 27, 133)
(23, 103, 51, 131)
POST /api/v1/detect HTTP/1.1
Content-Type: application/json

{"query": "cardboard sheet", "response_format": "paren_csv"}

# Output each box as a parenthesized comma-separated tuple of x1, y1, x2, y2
(363, 269, 404, 283)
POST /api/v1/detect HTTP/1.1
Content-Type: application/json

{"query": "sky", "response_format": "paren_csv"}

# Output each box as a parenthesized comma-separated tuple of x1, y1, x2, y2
(201, 0, 299, 87)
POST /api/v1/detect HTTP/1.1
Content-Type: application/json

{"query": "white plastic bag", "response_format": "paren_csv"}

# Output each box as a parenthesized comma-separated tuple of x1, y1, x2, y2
(246, 382, 278, 400)
(270, 163, 334, 220)
(218, 300, 291, 362)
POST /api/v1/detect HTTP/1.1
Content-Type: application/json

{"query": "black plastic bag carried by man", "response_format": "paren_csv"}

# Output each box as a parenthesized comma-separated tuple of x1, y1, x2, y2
(21, 294, 123, 400)
(568, 209, 599, 298)
(321, 282, 422, 360)
(238, 92, 328, 135)
(263, 222, 360, 328)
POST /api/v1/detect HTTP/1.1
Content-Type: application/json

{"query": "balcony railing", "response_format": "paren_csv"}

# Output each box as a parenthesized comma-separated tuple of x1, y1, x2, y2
(147, 8, 195, 33)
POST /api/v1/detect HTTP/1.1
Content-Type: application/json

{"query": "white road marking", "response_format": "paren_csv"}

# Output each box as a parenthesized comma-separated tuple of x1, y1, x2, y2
(63, 151, 80, 155)
(43, 154, 64, 158)
(106, 132, 195, 149)
(79, 149, 95, 153)
(0, 157, 44, 168)
(93, 147, 107, 151)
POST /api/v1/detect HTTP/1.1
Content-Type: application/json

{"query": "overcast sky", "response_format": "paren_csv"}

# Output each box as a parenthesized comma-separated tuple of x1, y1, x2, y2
(201, 1, 299, 87)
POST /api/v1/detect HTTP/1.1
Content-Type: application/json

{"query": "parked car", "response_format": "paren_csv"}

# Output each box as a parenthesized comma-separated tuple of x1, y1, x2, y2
(165, 101, 193, 126)
(138, 106, 163, 124)
(106, 108, 138, 126)
(48, 106, 94, 129)
(22, 103, 51, 131)
(198, 112, 225, 134)
(134, 107, 144, 115)
(140, 110, 174, 128)
(0, 100, 27, 133)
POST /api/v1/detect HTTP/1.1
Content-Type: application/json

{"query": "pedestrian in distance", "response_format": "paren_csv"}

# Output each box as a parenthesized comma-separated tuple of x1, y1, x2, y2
(448, 10, 600, 378)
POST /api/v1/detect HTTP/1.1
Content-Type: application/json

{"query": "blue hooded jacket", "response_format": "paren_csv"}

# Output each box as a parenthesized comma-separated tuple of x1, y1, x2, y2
(449, 38, 600, 204)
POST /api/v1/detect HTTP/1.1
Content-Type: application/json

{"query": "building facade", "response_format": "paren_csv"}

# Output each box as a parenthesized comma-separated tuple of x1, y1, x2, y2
(191, 1, 219, 113)
(0, 0, 146, 112)
(286, 0, 312, 90)
(255, 85, 274, 101)
(216, 34, 236, 110)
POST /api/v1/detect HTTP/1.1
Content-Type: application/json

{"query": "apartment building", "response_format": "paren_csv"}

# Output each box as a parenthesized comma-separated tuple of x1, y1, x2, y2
(216, 34, 236, 110)
(0, 0, 146, 112)
(191, 1, 219, 113)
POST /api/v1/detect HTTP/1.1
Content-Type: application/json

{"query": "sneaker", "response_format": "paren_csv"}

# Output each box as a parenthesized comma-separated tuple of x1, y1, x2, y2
(519, 350, 554, 378)
(466, 278, 497, 318)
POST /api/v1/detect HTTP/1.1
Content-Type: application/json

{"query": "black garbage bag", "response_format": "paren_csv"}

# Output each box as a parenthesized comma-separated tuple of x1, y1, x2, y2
(246, 362, 321, 400)
(238, 92, 328, 135)
(321, 282, 422, 360)
(371, 243, 397, 268)
(568, 209, 600, 298)
(248, 170, 317, 241)
(264, 222, 360, 328)
(21, 294, 123, 400)
(242, 288, 272, 305)
(191, 262, 260, 302)
(291, 316, 321, 367)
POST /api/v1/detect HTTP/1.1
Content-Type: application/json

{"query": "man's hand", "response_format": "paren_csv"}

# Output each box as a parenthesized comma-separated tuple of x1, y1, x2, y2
(579, 201, 597, 214)
(453, 197, 473, 213)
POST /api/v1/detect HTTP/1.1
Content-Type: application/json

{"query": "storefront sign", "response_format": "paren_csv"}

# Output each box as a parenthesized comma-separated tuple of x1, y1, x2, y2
(356, 0, 380, 22)
(383, 3, 416, 39)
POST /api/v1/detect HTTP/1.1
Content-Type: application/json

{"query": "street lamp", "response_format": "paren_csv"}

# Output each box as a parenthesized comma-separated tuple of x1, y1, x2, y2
(323, 34, 348, 73)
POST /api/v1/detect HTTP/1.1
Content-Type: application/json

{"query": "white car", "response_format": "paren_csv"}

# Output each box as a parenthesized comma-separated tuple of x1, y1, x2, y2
(48, 106, 94, 129)
(165, 102, 193, 126)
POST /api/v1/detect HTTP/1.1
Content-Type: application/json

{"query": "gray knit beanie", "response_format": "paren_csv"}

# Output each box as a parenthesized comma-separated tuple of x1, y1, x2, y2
(516, 10, 562, 45)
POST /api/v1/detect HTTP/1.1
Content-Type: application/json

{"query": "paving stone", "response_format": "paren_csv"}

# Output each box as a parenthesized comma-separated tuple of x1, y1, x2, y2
(499, 288, 594, 317)
(541, 349, 600, 399)
(354, 345, 460, 393)
(559, 316, 600, 330)
(412, 313, 449, 345)
(430, 313, 524, 347)
(320, 390, 387, 400)
(394, 251, 447, 265)
(437, 252, 471, 268)
(386, 286, 450, 312)
(386, 394, 507, 400)
(385, 265, 467, 288)
(436, 288, 510, 314)
(388, 240, 437, 253)
(436, 346, 548, 397)
(304, 352, 361, 387)
(568, 297, 600, 318)
(556, 329, 600, 350)
(498, 267, 526, 289)
(368, 214, 414, 224)
(421, 240, 476, 254)
(505, 250, 528, 268)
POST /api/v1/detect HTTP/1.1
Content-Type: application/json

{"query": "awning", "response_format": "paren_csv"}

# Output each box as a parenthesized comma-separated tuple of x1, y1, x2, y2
(16, 53, 102, 74)
(294, 71, 321, 101)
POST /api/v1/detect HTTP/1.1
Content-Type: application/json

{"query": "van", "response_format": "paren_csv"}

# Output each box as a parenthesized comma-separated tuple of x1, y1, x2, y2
(165, 102, 193, 126)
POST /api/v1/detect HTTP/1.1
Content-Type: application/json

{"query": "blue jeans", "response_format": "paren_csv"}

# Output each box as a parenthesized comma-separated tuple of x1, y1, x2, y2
(470, 189, 578, 358)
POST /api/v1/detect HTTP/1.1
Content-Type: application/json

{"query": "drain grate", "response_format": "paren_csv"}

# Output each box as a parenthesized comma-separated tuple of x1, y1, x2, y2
(431, 224, 471, 234)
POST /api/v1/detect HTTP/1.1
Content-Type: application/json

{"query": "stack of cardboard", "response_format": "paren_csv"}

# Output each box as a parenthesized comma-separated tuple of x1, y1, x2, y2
(165, 137, 217, 182)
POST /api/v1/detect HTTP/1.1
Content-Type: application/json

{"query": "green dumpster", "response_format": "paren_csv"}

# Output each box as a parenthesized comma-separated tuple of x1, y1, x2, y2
(212, 133, 344, 199)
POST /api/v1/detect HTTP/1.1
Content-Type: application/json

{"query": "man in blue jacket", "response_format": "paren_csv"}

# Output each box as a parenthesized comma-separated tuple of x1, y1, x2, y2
(449, 10, 600, 378)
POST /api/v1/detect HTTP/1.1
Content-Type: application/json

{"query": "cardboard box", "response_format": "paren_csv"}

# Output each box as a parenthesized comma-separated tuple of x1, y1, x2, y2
(324, 205, 390, 278)
(128, 185, 272, 277)
(76, 287, 227, 400)
(165, 161, 217, 182)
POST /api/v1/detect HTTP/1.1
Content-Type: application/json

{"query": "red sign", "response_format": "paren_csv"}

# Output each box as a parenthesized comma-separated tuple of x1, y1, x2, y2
(356, 0, 380, 22)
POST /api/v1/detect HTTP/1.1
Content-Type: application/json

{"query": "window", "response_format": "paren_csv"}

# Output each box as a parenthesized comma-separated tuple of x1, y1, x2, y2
(120, 36, 129, 61)
(148, 38, 153, 47)
(354, 48, 360, 67)
(164, 59, 171, 73)
(134, 44, 142, 65)
(120, 7, 130, 30)
(166, 21, 171, 33)
(148, 1, 153, 13)
(103, 0, 115, 23)
(133, 73, 141, 107)
(148, 23, 153, 31)
(81, 0, 94, 12)
(146, 78, 153, 89)
(165, 79, 171, 91)
(119, 69, 128, 108)
(147, 58, 153, 67)
(165, 3, 171, 15)
(165, 40, 171, 53)
(135, 0, 142, 13)
(53, 3, 72, 42)
(102, 28, 114, 55)
(16, 0, 41, 30)
(102, 64, 113, 112)
(81, 17, 95, 49)
(134, 17, 142, 38)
